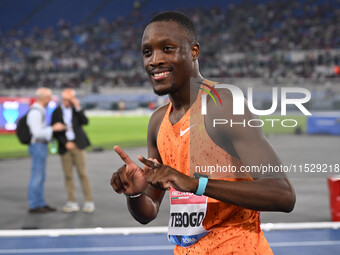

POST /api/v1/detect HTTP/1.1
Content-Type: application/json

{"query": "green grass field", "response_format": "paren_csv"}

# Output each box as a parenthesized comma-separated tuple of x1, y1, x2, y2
(0, 116, 149, 159)
(0, 115, 306, 159)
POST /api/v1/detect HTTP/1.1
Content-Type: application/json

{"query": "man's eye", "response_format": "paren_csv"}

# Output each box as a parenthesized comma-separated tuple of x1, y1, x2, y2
(143, 49, 151, 56)
(164, 46, 173, 51)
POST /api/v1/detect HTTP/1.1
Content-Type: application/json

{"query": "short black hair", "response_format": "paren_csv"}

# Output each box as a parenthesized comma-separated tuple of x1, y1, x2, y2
(148, 11, 198, 44)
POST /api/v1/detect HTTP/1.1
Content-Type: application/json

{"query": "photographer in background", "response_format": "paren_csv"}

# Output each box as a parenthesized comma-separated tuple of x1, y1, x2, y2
(51, 88, 95, 213)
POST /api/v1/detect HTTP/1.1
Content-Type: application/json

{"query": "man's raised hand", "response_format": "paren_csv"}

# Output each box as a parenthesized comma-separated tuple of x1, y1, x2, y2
(110, 146, 149, 196)
(138, 155, 198, 193)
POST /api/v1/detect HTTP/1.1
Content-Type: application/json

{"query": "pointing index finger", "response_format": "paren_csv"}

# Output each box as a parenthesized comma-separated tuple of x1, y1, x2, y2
(138, 155, 158, 169)
(114, 145, 133, 164)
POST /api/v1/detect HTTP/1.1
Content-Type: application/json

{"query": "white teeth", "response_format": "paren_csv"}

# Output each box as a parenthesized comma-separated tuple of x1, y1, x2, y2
(154, 71, 170, 78)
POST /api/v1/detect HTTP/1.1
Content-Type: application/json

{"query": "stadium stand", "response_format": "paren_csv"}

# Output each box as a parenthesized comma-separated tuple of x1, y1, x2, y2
(0, 0, 339, 95)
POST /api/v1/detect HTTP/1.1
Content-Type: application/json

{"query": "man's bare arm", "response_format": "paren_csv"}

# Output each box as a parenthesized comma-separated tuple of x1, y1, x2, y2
(203, 89, 295, 212)
(111, 105, 168, 224)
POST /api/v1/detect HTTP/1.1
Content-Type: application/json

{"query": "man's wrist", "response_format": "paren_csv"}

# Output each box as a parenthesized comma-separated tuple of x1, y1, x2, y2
(191, 178, 199, 193)
(195, 177, 209, 196)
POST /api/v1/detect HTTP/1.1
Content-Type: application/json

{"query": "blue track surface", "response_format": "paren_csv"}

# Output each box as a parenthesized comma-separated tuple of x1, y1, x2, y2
(0, 229, 339, 254)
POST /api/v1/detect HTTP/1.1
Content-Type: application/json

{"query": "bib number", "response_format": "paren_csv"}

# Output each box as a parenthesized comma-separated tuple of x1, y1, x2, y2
(168, 187, 210, 247)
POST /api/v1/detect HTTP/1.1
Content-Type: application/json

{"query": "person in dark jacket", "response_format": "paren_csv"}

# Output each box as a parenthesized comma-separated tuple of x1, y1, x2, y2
(51, 88, 95, 213)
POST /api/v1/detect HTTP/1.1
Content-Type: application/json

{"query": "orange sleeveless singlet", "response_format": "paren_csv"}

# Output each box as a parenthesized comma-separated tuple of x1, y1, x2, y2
(157, 80, 273, 254)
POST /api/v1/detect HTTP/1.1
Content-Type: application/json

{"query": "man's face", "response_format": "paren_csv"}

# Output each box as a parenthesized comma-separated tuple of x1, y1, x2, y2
(43, 92, 52, 107)
(62, 94, 72, 108)
(141, 21, 194, 95)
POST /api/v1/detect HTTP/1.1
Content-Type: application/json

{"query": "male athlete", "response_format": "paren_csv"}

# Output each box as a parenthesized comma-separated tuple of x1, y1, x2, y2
(110, 12, 295, 254)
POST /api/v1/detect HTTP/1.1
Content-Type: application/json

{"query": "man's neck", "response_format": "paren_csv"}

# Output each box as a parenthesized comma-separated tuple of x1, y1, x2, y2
(62, 104, 71, 109)
(36, 101, 46, 108)
(169, 74, 203, 112)
(167, 75, 204, 125)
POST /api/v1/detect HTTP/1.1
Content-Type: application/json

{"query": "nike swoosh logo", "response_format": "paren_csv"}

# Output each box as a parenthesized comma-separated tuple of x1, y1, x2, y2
(180, 124, 196, 137)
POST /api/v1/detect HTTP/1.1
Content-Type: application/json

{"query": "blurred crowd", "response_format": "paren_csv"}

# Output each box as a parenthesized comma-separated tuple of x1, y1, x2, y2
(0, 0, 339, 90)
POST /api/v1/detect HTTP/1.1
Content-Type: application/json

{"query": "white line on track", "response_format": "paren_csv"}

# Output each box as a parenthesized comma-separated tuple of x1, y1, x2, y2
(1, 222, 340, 237)
(0, 241, 340, 254)
(0, 246, 174, 254)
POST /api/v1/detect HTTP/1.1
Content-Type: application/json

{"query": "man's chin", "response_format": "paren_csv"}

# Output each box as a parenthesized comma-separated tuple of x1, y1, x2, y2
(153, 89, 169, 96)
(153, 86, 173, 96)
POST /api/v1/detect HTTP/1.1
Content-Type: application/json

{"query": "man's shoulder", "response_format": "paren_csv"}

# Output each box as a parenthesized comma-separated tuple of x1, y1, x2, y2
(52, 106, 62, 114)
(150, 103, 169, 124)
(30, 103, 43, 110)
(28, 104, 45, 116)
(50, 106, 62, 123)
(148, 103, 170, 135)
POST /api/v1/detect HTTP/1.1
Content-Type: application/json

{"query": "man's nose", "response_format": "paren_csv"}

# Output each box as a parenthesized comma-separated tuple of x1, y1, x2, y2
(150, 50, 165, 67)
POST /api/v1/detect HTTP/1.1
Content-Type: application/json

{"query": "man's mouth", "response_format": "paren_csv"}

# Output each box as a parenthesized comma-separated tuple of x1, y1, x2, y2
(151, 71, 171, 81)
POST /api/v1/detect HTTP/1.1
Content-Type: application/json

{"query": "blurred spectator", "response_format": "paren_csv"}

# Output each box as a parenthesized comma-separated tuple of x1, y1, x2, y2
(51, 88, 95, 213)
(27, 87, 65, 213)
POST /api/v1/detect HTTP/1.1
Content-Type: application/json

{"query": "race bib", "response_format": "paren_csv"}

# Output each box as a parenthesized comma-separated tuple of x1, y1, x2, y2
(168, 187, 210, 247)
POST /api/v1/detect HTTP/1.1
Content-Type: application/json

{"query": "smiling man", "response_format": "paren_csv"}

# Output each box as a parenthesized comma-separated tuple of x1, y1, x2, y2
(110, 11, 295, 254)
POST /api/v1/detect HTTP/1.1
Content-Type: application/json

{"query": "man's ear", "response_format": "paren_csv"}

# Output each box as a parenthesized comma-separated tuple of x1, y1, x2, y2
(192, 43, 200, 60)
